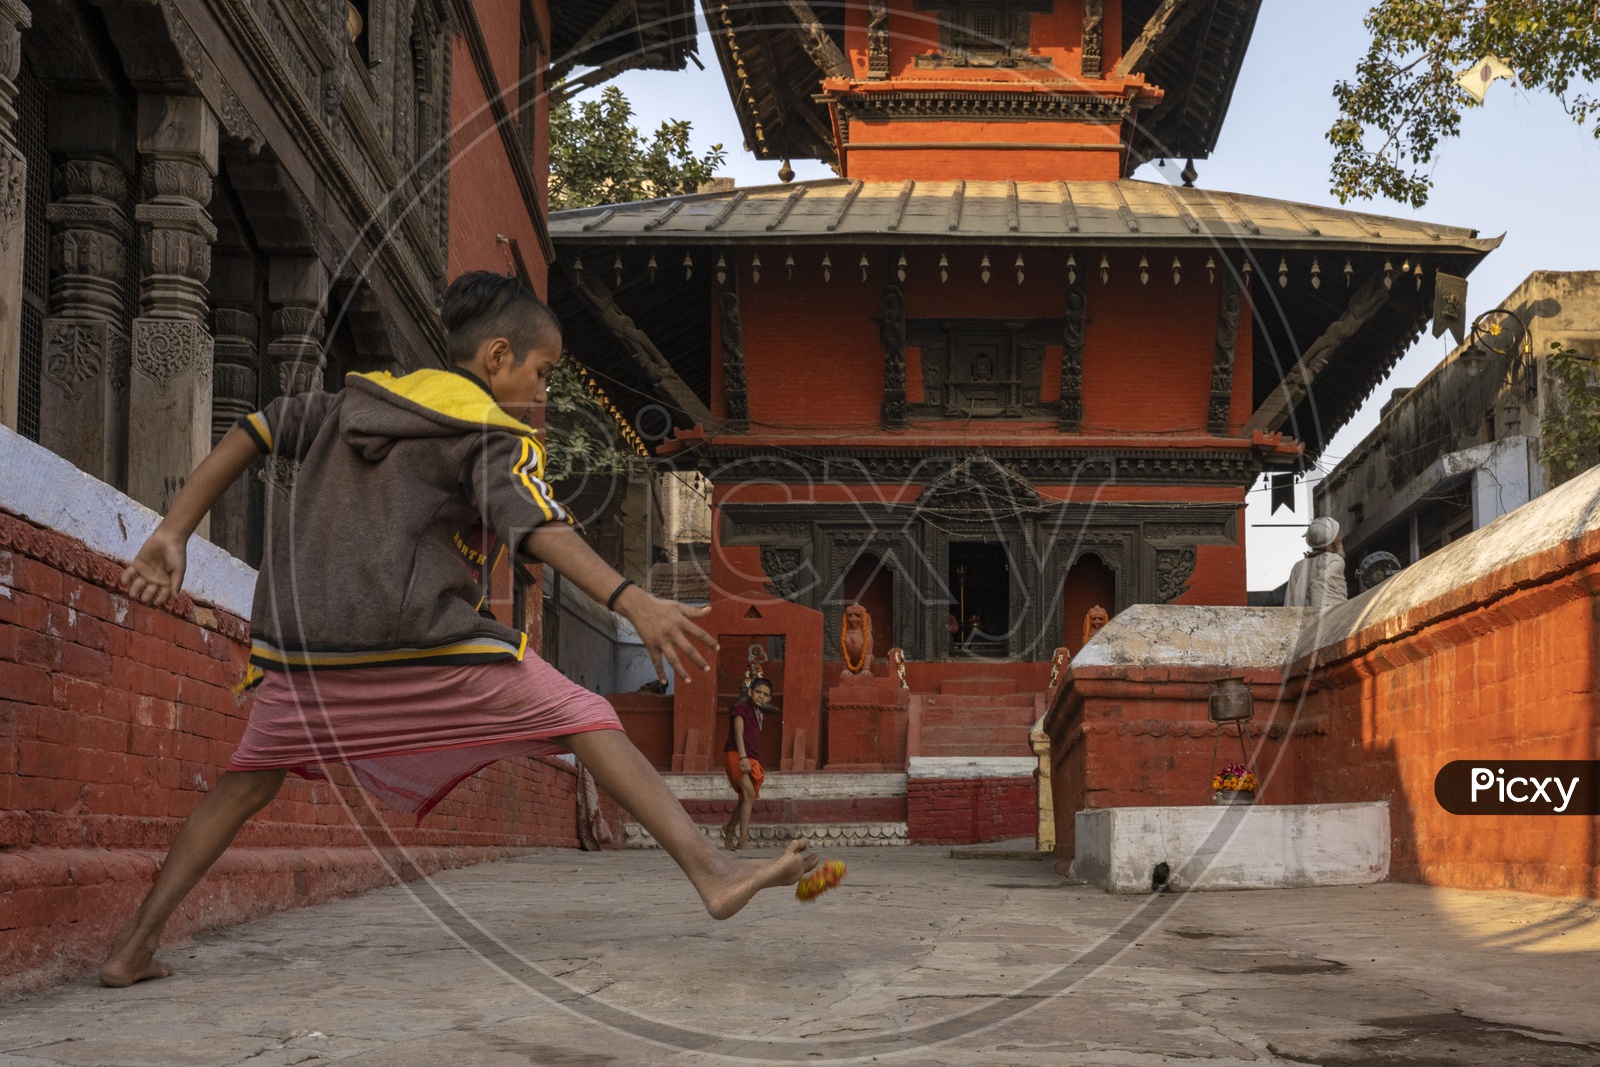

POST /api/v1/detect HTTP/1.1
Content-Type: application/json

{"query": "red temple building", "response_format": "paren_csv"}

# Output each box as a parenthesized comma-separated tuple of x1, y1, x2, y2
(549, 0, 1498, 843)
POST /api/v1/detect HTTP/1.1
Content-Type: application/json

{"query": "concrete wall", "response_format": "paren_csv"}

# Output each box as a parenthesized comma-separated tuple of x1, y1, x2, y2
(547, 565, 657, 697)
(1319, 270, 1600, 570)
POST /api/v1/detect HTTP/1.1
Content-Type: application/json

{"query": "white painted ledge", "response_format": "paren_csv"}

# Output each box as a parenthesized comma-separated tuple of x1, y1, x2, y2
(624, 821, 909, 848)
(1074, 802, 1390, 893)
(0, 425, 256, 618)
(661, 773, 907, 801)
(907, 756, 1038, 780)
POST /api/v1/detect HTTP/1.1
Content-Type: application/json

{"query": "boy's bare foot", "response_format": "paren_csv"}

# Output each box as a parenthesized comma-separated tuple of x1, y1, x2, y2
(99, 922, 173, 988)
(721, 822, 738, 851)
(697, 838, 819, 920)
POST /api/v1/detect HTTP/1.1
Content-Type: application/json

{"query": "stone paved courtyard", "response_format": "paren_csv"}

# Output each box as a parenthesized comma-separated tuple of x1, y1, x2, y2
(4, 847, 1599, 1066)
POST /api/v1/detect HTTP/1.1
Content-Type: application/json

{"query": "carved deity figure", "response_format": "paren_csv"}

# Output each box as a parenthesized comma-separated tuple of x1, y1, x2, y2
(840, 603, 875, 675)
(1082, 604, 1110, 648)
(888, 646, 909, 689)
(742, 641, 769, 695)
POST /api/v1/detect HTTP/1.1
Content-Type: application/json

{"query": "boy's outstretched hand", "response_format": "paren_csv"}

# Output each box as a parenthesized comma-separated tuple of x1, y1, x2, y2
(120, 528, 189, 607)
(616, 585, 718, 683)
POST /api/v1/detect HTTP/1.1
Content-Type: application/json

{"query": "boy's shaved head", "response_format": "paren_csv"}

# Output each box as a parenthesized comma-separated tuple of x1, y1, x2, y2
(443, 271, 562, 365)
(751, 678, 773, 693)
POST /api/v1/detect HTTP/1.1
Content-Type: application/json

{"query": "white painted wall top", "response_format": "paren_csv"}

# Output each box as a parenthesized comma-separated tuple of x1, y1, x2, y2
(1072, 604, 1308, 670)
(0, 426, 256, 618)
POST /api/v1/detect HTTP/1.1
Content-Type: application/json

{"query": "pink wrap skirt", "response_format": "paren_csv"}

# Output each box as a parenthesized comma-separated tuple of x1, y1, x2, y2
(228, 653, 622, 818)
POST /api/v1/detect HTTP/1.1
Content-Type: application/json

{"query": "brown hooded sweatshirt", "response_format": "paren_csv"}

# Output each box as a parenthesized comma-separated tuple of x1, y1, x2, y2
(237, 367, 569, 682)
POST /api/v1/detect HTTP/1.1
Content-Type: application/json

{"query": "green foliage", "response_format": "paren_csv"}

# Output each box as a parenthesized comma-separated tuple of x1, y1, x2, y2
(542, 361, 629, 483)
(1542, 339, 1600, 485)
(1330, 1, 1600, 206)
(549, 85, 727, 211)
(544, 84, 720, 475)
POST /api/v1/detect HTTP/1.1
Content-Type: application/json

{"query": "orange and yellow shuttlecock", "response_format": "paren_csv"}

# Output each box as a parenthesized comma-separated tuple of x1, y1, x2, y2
(796, 859, 846, 901)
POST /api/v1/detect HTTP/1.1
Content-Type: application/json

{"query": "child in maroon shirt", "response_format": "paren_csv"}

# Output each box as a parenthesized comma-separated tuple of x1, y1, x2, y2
(721, 678, 773, 850)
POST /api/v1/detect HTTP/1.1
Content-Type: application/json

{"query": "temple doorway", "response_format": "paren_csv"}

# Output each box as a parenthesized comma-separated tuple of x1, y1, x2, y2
(841, 552, 895, 652)
(1062, 553, 1117, 657)
(949, 542, 1010, 657)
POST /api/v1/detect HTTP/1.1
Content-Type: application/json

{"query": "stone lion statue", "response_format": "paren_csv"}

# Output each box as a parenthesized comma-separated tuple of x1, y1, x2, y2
(1082, 604, 1110, 648)
(840, 603, 874, 675)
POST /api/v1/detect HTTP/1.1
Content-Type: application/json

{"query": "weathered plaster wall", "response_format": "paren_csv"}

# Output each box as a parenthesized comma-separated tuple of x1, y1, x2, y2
(1319, 270, 1600, 559)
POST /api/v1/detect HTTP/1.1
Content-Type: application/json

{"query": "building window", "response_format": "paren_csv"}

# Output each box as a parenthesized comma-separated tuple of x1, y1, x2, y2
(913, 0, 1052, 68)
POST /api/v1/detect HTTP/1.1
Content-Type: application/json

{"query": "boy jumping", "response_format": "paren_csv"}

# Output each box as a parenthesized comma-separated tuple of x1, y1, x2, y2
(100, 272, 817, 987)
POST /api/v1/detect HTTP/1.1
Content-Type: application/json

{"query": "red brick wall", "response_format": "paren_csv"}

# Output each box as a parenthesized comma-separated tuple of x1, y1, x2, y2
(721, 247, 1244, 438)
(447, 0, 549, 295)
(608, 691, 674, 770)
(1043, 526, 1600, 899)
(907, 776, 1037, 845)
(1287, 554, 1600, 898)
(1044, 670, 1302, 859)
(0, 509, 591, 993)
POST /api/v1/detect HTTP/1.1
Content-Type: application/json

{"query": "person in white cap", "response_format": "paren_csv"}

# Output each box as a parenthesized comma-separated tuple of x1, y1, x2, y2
(1285, 516, 1349, 610)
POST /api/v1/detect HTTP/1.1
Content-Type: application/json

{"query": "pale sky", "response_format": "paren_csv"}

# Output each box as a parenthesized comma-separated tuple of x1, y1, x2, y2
(599, 5, 1600, 591)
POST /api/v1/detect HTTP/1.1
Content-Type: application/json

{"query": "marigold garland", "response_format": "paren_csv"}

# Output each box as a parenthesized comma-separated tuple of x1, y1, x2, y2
(796, 859, 847, 901)
(1212, 762, 1258, 793)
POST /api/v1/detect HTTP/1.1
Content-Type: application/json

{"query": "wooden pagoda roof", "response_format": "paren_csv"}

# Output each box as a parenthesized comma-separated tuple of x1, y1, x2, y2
(551, 0, 698, 81)
(550, 178, 1500, 255)
(548, 181, 1499, 466)
(702, 0, 1263, 166)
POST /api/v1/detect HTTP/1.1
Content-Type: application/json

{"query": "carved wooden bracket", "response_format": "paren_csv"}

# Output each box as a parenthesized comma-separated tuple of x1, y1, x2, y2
(1207, 274, 1241, 435)
(1243, 270, 1392, 434)
(566, 264, 717, 430)
(1060, 279, 1086, 432)
(881, 248, 907, 429)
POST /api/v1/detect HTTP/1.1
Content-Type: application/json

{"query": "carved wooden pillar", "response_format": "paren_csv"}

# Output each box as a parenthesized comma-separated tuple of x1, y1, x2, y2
(209, 305, 259, 557)
(127, 95, 217, 518)
(1082, 0, 1104, 78)
(718, 274, 748, 433)
(881, 249, 907, 430)
(267, 256, 327, 395)
(1207, 274, 1242, 435)
(1059, 280, 1086, 432)
(0, 0, 33, 431)
(269, 305, 326, 397)
(261, 256, 326, 495)
(40, 97, 136, 484)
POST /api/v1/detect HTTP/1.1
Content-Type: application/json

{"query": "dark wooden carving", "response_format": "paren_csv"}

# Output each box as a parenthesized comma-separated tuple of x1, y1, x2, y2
(867, 0, 890, 77)
(881, 252, 907, 428)
(719, 282, 750, 432)
(1060, 282, 1086, 432)
(912, 0, 1054, 68)
(1082, 0, 1104, 77)
(1154, 545, 1196, 603)
(1208, 275, 1241, 434)
(907, 318, 1063, 420)
(761, 546, 807, 600)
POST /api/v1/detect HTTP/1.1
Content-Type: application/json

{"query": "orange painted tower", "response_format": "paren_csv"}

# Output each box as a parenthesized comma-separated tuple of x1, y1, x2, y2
(548, 1, 1497, 789)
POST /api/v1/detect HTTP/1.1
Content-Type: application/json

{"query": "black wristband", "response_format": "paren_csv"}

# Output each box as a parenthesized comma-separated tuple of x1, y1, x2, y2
(606, 578, 635, 612)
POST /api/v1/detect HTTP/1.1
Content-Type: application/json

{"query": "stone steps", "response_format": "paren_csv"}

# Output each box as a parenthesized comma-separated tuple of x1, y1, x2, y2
(623, 821, 909, 849)
(623, 772, 911, 849)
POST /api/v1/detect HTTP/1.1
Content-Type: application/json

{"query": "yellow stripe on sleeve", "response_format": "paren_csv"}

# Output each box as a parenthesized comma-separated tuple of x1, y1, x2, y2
(245, 412, 273, 452)
(514, 436, 558, 522)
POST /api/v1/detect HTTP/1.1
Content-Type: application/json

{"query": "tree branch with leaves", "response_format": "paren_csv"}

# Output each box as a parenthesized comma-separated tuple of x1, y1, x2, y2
(549, 85, 727, 211)
(1330, 1, 1600, 206)
(543, 85, 725, 478)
